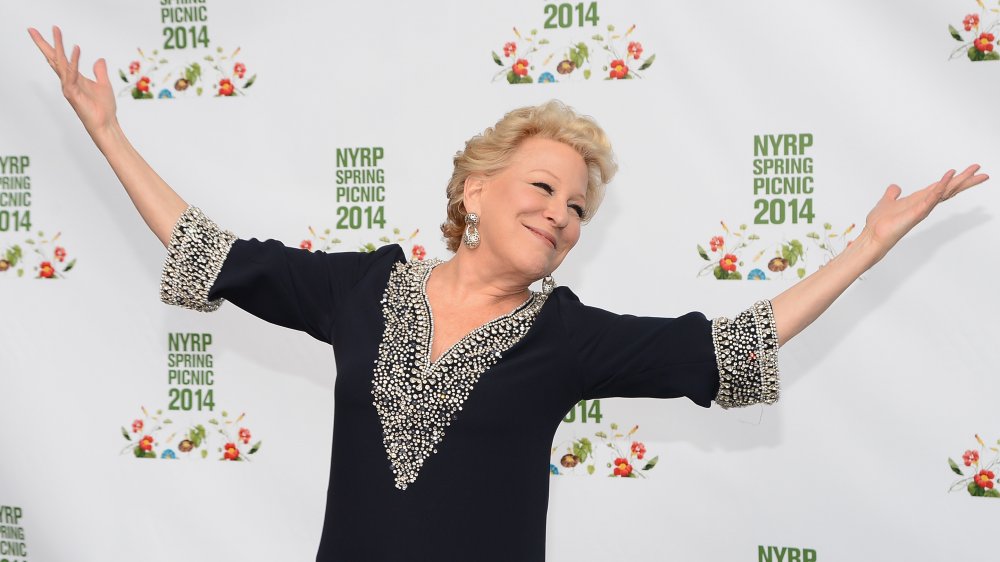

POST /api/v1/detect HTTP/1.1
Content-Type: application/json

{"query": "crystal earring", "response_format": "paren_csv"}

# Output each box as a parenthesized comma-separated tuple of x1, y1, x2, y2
(463, 213, 481, 249)
(541, 275, 556, 295)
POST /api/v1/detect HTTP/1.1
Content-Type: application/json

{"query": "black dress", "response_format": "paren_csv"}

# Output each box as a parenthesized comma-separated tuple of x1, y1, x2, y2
(159, 206, 780, 562)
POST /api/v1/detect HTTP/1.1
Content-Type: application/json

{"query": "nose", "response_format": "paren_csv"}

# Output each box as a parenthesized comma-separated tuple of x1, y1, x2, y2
(543, 196, 570, 228)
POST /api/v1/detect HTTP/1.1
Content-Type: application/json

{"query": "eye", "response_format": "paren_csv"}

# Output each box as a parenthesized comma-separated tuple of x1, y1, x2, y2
(531, 182, 553, 193)
(570, 204, 586, 220)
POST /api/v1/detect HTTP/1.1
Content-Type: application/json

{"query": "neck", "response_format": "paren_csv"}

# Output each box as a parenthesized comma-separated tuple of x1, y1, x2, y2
(430, 248, 533, 306)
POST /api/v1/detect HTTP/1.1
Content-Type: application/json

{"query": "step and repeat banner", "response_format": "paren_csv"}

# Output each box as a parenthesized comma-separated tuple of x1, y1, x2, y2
(3, 1, 999, 560)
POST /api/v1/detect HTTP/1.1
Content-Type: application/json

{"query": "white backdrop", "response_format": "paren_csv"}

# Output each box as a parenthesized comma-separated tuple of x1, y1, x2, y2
(2, 1, 999, 560)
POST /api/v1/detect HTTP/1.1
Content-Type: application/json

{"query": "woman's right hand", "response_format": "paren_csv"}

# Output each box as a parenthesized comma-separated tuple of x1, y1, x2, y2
(28, 26, 117, 139)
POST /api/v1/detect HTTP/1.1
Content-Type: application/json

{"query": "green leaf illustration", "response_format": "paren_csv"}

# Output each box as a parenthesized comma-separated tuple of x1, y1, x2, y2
(492, 51, 503, 65)
(249, 441, 262, 455)
(586, 465, 595, 475)
(639, 54, 656, 71)
(797, 268, 806, 279)
(583, 69, 591, 79)
(697, 244, 709, 260)
(713, 265, 726, 280)
(507, 70, 518, 84)
(985, 489, 1000, 498)
(201, 449, 208, 459)
(949, 25, 963, 41)
(948, 458, 964, 476)
(968, 46, 985, 61)
(118, 69, 128, 83)
(642, 456, 659, 470)
(592, 34, 604, 41)
(121, 427, 131, 441)
(969, 481, 985, 496)
(984, 52, 1000, 61)
(245, 74, 257, 88)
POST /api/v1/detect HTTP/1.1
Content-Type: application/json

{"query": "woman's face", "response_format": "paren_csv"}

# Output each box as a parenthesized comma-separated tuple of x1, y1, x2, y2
(464, 136, 590, 282)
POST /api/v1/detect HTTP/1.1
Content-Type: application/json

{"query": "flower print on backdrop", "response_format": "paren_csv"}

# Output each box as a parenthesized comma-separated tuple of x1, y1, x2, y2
(1, 231, 76, 279)
(299, 226, 428, 262)
(948, 3, 1000, 62)
(550, 422, 659, 478)
(118, 47, 256, 99)
(491, 22, 655, 84)
(696, 221, 856, 281)
(120, 407, 262, 461)
(948, 434, 1000, 498)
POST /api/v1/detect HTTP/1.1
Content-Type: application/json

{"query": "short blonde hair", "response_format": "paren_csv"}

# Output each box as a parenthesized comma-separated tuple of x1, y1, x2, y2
(440, 100, 617, 252)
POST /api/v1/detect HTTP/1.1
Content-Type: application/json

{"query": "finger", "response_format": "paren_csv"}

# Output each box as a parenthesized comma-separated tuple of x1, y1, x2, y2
(94, 58, 110, 86)
(27, 27, 56, 61)
(69, 45, 81, 85)
(52, 26, 67, 73)
(949, 172, 990, 199)
(947, 164, 980, 191)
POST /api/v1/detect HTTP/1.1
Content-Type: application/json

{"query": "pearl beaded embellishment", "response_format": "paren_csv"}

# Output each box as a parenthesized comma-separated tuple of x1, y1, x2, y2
(160, 206, 237, 312)
(711, 300, 780, 409)
(371, 259, 549, 490)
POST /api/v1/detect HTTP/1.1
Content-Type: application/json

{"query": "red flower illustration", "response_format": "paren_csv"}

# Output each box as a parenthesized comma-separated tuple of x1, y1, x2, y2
(129, 61, 140, 75)
(973, 469, 995, 489)
(38, 261, 55, 278)
(132, 419, 143, 433)
(137, 77, 151, 93)
(627, 41, 643, 60)
(613, 457, 633, 477)
(139, 435, 154, 452)
(224, 442, 240, 461)
(513, 59, 529, 77)
(963, 449, 980, 467)
(964, 14, 980, 32)
(720, 254, 738, 273)
(975, 32, 995, 53)
(234, 62, 246, 79)
(709, 236, 724, 252)
(609, 59, 629, 79)
(54, 246, 67, 262)
(300, 240, 313, 251)
(630, 441, 646, 460)
(238, 428, 251, 445)
(411, 245, 426, 261)
(503, 42, 517, 57)
(218, 79, 235, 96)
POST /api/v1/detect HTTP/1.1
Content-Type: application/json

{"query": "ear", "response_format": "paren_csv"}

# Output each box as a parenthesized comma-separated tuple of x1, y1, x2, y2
(462, 174, 487, 214)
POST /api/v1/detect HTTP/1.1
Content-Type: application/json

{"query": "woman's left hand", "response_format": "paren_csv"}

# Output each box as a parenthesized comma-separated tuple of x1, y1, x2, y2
(861, 164, 989, 260)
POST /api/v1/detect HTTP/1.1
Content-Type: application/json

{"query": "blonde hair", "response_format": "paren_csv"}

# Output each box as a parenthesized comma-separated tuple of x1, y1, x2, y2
(440, 100, 617, 252)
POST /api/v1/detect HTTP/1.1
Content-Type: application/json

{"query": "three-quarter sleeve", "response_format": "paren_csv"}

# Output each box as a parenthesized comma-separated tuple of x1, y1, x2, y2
(159, 205, 403, 344)
(562, 290, 780, 409)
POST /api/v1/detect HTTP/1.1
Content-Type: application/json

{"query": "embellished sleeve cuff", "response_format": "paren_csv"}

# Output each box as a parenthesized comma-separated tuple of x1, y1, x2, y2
(711, 300, 780, 409)
(159, 205, 237, 312)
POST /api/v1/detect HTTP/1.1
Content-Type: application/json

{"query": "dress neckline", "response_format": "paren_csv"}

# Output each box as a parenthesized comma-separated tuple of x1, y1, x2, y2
(418, 259, 539, 368)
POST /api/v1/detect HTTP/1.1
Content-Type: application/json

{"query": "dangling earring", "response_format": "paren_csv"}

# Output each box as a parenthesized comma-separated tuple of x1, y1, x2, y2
(463, 213, 481, 249)
(541, 275, 556, 295)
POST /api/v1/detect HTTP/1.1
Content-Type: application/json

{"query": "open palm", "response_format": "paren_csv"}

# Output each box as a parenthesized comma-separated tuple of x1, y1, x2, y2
(864, 165, 989, 256)
(28, 26, 117, 137)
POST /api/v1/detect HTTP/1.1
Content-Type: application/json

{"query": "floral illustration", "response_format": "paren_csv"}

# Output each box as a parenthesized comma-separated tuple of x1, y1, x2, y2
(491, 24, 655, 84)
(550, 422, 659, 478)
(948, 2, 1000, 62)
(948, 434, 1000, 498)
(119, 406, 262, 461)
(300, 226, 426, 260)
(1, 230, 76, 279)
(697, 221, 855, 281)
(118, 46, 256, 100)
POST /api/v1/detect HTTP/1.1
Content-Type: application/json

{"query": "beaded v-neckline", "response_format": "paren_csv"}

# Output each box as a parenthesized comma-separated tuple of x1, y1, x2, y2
(371, 259, 551, 490)
(420, 260, 537, 366)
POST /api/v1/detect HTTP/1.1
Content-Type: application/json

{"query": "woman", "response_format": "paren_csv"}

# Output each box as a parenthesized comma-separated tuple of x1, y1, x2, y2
(28, 25, 989, 561)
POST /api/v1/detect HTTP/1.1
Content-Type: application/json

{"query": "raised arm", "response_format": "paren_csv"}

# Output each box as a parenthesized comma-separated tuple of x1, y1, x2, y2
(28, 25, 186, 247)
(771, 166, 989, 347)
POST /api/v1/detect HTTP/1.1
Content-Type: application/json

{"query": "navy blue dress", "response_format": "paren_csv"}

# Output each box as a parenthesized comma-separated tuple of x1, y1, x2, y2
(160, 206, 780, 562)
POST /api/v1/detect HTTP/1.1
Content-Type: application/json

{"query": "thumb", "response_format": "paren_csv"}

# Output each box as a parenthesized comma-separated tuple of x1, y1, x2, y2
(93, 58, 109, 85)
(882, 184, 902, 202)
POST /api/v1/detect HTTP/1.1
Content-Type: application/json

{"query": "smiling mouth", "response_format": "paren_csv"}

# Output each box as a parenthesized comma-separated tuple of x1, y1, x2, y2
(525, 225, 556, 249)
